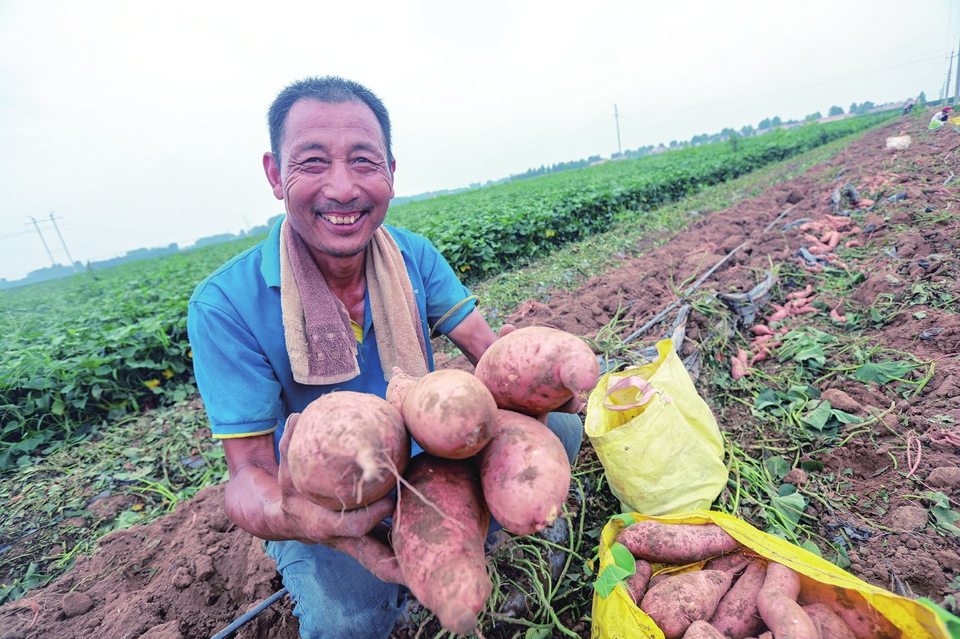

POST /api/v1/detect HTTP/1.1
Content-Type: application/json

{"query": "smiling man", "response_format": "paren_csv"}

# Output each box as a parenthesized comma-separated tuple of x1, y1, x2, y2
(186, 77, 582, 638)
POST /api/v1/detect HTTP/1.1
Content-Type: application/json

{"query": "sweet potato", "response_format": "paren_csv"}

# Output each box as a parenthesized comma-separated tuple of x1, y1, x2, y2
(287, 391, 410, 510)
(640, 569, 733, 639)
(478, 409, 572, 535)
(702, 550, 749, 574)
(802, 603, 856, 639)
(624, 559, 653, 605)
(797, 577, 901, 639)
(392, 454, 492, 636)
(617, 521, 740, 564)
(474, 325, 600, 415)
(709, 559, 767, 639)
(756, 562, 817, 639)
(386, 368, 497, 459)
(683, 620, 727, 639)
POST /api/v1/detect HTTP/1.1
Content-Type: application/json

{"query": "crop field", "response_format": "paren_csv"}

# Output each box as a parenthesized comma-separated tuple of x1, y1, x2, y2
(10, 109, 960, 639)
(387, 114, 890, 280)
(0, 238, 262, 470)
(0, 114, 890, 473)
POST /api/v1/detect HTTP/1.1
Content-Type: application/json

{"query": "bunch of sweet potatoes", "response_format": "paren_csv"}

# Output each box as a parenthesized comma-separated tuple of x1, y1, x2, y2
(288, 325, 599, 635)
(613, 520, 901, 639)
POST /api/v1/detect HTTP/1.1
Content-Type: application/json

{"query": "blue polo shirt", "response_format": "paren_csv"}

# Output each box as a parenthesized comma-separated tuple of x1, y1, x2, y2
(186, 217, 476, 454)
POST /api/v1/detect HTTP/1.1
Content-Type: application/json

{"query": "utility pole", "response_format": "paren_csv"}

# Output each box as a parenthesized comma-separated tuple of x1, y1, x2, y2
(48, 212, 79, 273)
(945, 50, 955, 106)
(955, 27, 960, 106)
(614, 104, 622, 157)
(27, 215, 61, 279)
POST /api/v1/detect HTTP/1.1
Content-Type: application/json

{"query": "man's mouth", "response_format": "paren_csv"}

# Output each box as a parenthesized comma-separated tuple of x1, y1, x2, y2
(320, 213, 362, 225)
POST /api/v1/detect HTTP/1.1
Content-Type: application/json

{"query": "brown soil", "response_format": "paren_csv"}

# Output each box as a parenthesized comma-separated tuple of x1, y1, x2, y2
(3, 112, 960, 639)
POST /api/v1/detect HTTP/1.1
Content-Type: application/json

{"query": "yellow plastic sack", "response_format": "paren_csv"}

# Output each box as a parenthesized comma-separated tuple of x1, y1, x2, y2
(585, 339, 726, 515)
(592, 511, 951, 639)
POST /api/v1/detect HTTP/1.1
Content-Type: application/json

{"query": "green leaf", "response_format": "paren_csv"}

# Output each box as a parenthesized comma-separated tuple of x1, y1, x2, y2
(855, 361, 915, 385)
(755, 389, 783, 412)
(525, 629, 552, 639)
(831, 409, 861, 425)
(594, 564, 633, 598)
(800, 540, 823, 557)
(610, 513, 636, 526)
(771, 491, 808, 533)
(765, 456, 791, 480)
(594, 542, 637, 598)
(930, 492, 960, 536)
(610, 542, 637, 573)
(802, 400, 833, 432)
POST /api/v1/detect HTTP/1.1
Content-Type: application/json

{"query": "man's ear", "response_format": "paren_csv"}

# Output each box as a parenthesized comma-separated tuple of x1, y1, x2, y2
(389, 158, 397, 199)
(263, 152, 284, 200)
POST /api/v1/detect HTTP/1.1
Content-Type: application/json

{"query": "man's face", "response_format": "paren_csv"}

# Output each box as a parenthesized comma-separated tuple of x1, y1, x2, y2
(264, 99, 395, 262)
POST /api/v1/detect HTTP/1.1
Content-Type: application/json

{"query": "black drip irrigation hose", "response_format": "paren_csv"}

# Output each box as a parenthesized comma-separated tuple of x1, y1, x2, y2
(210, 587, 288, 639)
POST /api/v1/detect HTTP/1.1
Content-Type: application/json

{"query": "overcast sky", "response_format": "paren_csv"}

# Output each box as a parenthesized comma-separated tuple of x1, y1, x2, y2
(1, 0, 957, 282)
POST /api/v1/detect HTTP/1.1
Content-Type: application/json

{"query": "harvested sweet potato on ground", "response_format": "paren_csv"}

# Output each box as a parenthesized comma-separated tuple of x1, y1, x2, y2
(624, 559, 653, 605)
(392, 454, 492, 636)
(709, 559, 767, 639)
(386, 368, 497, 459)
(640, 569, 733, 639)
(478, 409, 572, 535)
(287, 391, 409, 510)
(756, 562, 817, 639)
(617, 521, 740, 564)
(683, 620, 727, 638)
(802, 603, 856, 639)
(474, 325, 599, 415)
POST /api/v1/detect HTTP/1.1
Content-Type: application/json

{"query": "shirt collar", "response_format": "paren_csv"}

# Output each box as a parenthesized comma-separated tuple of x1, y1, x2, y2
(261, 215, 284, 289)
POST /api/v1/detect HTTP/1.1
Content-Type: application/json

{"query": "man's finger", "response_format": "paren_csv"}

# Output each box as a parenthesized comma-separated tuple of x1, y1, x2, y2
(277, 413, 301, 489)
(498, 323, 517, 338)
(332, 495, 397, 538)
(332, 535, 406, 585)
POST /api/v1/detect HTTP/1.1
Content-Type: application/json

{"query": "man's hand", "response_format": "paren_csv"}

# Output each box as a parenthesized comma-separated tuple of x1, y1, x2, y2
(222, 415, 405, 585)
(276, 413, 405, 584)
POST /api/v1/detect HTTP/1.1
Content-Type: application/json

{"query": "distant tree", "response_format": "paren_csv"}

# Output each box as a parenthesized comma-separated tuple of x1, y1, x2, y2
(828, 105, 844, 116)
(758, 118, 772, 129)
(740, 124, 755, 137)
(669, 140, 678, 149)
(805, 111, 822, 122)
(849, 102, 858, 114)
(918, 91, 927, 105)
(771, 116, 782, 127)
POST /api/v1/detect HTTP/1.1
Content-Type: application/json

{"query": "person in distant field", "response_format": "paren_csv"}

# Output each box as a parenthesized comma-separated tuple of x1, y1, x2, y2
(186, 76, 583, 639)
(929, 105, 952, 129)
(903, 100, 915, 116)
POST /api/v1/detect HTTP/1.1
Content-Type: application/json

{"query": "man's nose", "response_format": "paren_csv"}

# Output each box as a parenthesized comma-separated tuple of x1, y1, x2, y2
(321, 160, 360, 203)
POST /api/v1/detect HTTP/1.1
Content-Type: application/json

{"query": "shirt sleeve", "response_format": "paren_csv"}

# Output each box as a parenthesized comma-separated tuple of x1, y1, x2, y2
(187, 296, 282, 438)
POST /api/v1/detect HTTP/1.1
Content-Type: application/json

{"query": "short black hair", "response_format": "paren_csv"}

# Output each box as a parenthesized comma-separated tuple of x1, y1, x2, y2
(267, 76, 393, 164)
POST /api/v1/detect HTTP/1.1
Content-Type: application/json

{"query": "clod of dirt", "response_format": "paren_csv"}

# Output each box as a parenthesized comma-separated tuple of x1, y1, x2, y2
(936, 550, 960, 572)
(783, 468, 809, 488)
(61, 592, 93, 617)
(820, 389, 862, 414)
(934, 375, 960, 398)
(139, 621, 184, 639)
(889, 506, 929, 532)
(927, 467, 960, 491)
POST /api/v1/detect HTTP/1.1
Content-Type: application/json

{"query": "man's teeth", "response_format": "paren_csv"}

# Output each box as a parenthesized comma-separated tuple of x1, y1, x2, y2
(322, 214, 360, 225)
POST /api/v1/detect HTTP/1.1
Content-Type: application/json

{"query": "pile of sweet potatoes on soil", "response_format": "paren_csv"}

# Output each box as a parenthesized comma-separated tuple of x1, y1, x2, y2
(616, 520, 901, 639)
(287, 326, 600, 635)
